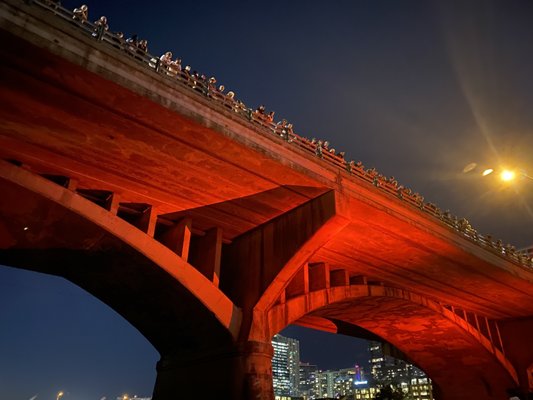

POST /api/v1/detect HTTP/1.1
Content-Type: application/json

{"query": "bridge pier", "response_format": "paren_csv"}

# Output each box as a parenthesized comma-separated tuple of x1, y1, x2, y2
(153, 341, 274, 400)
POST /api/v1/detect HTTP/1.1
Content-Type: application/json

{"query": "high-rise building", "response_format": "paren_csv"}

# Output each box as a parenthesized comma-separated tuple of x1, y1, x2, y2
(369, 341, 433, 400)
(369, 341, 386, 382)
(315, 369, 335, 398)
(272, 334, 301, 398)
(299, 362, 318, 399)
(270, 336, 431, 399)
(314, 366, 369, 399)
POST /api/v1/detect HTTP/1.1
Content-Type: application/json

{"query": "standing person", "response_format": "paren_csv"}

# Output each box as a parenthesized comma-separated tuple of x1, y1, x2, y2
(159, 51, 173, 67)
(137, 39, 148, 54)
(93, 16, 108, 39)
(126, 34, 139, 48)
(72, 4, 88, 22)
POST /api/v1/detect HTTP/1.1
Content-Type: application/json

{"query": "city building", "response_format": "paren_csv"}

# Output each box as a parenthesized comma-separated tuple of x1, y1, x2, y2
(299, 362, 318, 399)
(272, 334, 301, 398)
(314, 365, 370, 399)
(369, 341, 433, 400)
(316, 369, 335, 398)
(353, 386, 379, 399)
(270, 335, 431, 400)
(401, 377, 433, 399)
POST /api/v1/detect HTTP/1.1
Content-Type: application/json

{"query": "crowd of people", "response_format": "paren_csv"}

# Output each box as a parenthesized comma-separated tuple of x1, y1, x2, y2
(32, 0, 533, 268)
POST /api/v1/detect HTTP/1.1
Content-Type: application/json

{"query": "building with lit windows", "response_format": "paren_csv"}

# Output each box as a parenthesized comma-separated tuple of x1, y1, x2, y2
(272, 334, 301, 398)
(270, 336, 431, 399)
(314, 366, 369, 398)
(299, 362, 318, 399)
(353, 386, 379, 399)
(315, 369, 335, 398)
(403, 377, 433, 399)
(369, 341, 433, 400)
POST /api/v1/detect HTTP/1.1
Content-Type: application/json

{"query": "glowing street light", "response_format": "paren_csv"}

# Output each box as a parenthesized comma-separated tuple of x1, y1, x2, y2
(56, 391, 64, 400)
(500, 169, 516, 182)
(478, 166, 532, 183)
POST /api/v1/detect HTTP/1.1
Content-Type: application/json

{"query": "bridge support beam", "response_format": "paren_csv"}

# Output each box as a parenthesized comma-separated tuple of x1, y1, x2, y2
(153, 341, 273, 400)
(498, 317, 533, 396)
(220, 190, 339, 338)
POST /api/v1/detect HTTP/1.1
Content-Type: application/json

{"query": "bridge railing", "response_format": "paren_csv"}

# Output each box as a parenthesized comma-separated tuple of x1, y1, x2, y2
(24, 0, 533, 270)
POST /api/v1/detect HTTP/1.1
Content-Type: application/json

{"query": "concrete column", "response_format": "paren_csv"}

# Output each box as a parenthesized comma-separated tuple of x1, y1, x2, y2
(152, 341, 274, 400)
(241, 341, 275, 400)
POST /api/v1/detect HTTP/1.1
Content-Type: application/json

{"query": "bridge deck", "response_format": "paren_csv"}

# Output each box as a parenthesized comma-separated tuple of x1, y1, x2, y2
(0, 0, 532, 322)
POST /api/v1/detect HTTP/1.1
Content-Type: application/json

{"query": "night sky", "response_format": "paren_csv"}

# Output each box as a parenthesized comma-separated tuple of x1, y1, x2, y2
(1, 0, 533, 399)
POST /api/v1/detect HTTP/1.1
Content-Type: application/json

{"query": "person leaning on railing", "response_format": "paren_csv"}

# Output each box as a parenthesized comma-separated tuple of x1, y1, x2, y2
(196, 73, 207, 89)
(167, 58, 181, 76)
(159, 51, 173, 74)
(285, 123, 294, 142)
(182, 65, 192, 82)
(72, 4, 88, 23)
(190, 71, 202, 89)
(315, 141, 323, 158)
(137, 39, 148, 55)
(92, 16, 108, 40)
(125, 34, 139, 52)
(207, 77, 217, 95)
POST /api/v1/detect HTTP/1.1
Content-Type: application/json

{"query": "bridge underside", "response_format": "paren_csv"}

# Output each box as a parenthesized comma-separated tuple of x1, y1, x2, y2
(0, 172, 236, 357)
(0, 26, 329, 245)
(0, 2, 532, 399)
(308, 296, 515, 399)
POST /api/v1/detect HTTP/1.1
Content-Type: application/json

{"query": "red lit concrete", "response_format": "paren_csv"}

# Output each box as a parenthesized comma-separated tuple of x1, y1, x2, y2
(0, 161, 241, 350)
(1, 1, 532, 398)
(261, 284, 517, 399)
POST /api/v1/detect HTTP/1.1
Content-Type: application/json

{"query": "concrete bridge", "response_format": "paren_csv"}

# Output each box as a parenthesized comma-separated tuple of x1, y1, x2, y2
(0, 1, 532, 399)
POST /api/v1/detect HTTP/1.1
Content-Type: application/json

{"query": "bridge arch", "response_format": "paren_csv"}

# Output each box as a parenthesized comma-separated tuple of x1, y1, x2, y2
(262, 282, 517, 400)
(0, 160, 241, 356)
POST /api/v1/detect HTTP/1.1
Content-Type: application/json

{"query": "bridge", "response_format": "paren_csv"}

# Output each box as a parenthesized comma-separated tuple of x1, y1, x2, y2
(0, 1, 532, 399)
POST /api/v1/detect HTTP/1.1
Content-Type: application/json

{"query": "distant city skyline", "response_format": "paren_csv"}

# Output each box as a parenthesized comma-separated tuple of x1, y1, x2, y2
(271, 334, 433, 399)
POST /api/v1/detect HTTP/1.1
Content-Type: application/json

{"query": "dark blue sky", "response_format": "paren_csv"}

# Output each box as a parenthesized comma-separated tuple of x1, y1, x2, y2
(2, 0, 533, 399)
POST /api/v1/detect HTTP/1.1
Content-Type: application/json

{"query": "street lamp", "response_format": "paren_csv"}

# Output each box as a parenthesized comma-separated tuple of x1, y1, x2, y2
(500, 169, 516, 182)
(480, 167, 532, 182)
(56, 391, 64, 400)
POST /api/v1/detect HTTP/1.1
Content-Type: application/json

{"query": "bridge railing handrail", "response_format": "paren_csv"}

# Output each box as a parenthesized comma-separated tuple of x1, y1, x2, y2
(25, 0, 533, 270)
